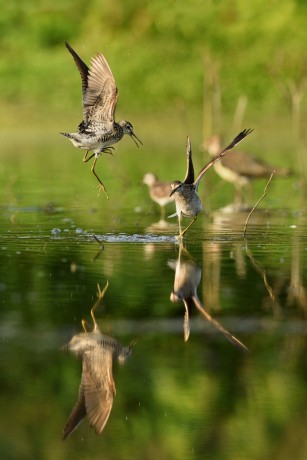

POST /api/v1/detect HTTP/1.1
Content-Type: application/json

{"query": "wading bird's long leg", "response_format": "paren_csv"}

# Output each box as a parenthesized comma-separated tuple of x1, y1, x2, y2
(91, 156, 109, 199)
(81, 319, 88, 332)
(83, 150, 95, 163)
(181, 216, 197, 238)
(90, 281, 109, 327)
(183, 299, 190, 342)
(177, 213, 183, 239)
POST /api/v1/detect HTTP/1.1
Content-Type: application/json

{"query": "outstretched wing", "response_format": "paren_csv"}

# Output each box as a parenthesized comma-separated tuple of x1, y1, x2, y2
(194, 129, 253, 186)
(85, 54, 118, 127)
(183, 137, 195, 184)
(63, 382, 87, 440)
(66, 42, 89, 100)
(82, 347, 115, 434)
(66, 42, 118, 129)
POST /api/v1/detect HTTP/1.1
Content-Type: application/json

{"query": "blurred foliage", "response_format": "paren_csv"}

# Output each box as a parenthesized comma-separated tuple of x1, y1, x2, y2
(0, 0, 307, 121)
(1, 3, 307, 458)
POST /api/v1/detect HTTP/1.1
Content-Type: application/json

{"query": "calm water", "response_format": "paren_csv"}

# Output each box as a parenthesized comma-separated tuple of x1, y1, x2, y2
(1, 143, 307, 459)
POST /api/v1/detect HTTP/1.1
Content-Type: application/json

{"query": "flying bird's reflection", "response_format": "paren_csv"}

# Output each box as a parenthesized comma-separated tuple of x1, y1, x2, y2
(168, 244, 248, 350)
(63, 281, 133, 439)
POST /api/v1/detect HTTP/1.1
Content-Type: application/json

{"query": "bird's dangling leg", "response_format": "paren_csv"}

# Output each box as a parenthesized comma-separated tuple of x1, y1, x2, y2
(81, 319, 89, 332)
(181, 216, 197, 238)
(177, 214, 183, 240)
(91, 156, 109, 199)
(83, 150, 95, 163)
(90, 281, 109, 328)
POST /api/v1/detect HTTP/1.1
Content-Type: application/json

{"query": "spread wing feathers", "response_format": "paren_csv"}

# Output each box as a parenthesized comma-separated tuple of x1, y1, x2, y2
(183, 137, 195, 184)
(63, 385, 87, 440)
(84, 54, 118, 126)
(65, 42, 118, 127)
(65, 42, 89, 99)
(194, 128, 253, 186)
(82, 348, 116, 434)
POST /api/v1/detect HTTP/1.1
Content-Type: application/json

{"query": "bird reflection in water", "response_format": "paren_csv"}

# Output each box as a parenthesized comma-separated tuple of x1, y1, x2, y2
(168, 244, 248, 351)
(62, 281, 133, 439)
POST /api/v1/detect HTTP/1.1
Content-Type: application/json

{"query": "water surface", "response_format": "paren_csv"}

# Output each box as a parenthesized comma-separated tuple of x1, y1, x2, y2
(1, 143, 307, 460)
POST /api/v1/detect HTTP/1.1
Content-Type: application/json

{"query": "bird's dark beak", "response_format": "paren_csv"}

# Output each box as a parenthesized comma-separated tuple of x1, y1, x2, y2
(170, 187, 178, 197)
(130, 132, 143, 148)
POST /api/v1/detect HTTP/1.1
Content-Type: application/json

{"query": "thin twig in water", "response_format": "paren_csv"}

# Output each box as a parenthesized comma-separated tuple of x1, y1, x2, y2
(243, 170, 275, 238)
(245, 244, 275, 302)
(92, 235, 105, 261)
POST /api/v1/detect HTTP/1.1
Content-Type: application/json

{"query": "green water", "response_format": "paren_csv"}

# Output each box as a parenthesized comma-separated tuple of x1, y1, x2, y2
(1, 138, 307, 460)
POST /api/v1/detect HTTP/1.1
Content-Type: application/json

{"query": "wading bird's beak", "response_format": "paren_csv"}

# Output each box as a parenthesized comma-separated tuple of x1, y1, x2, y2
(170, 187, 179, 197)
(130, 131, 143, 147)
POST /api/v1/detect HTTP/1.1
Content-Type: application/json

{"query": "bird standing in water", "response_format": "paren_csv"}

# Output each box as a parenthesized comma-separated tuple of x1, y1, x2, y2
(143, 173, 174, 220)
(60, 42, 142, 198)
(170, 129, 253, 238)
(205, 134, 290, 203)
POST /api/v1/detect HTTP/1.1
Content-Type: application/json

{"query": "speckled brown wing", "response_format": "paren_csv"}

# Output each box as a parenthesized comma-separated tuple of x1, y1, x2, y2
(85, 54, 119, 129)
(63, 385, 87, 440)
(82, 347, 116, 434)
(66, 42, 89, 101)
(65, 42, 118, 129)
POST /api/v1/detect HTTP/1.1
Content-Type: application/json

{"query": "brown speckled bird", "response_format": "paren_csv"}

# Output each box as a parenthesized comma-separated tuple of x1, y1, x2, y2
(143, 173, 174, 219)
(205, 134, 291, 202)
(60, 42, 142, 197)
(62, 282, 133, 439)
(169, 129, 253, 238)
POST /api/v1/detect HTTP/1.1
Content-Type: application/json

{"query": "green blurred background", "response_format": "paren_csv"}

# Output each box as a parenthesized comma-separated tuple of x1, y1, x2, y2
(1, 0, 307, 145)
(1, 3, 307, 459)
(1, 0, 307, 210)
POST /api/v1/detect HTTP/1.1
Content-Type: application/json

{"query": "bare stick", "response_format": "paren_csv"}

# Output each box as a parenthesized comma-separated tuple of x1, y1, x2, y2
(92, 235, 105, 261)
(243, 171, 275, 238)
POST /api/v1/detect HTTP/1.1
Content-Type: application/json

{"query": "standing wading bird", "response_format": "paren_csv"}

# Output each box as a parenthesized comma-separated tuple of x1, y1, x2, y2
(169, 129, 253, 238)
(143, 173, 174, 220)
(62, 281, 133, 439)
(204, 134, 291, 203)
(60, 42, 142, 198)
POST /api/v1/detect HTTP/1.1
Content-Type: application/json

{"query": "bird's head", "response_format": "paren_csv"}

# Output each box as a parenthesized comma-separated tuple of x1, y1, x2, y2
(170, 180, 182, 196)
(119, 121, 143, 147)
(117, 338, 137, 364)
(143, 172, 157, 186)
(203, 135, 221, 157)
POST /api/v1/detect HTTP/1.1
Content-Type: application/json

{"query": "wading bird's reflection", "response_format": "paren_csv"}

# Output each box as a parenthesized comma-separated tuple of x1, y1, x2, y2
(63, 281, 133, 439)
(168, 245, 247, 350)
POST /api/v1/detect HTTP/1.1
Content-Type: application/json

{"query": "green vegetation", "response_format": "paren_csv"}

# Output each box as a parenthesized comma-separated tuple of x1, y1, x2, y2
(1, 3, 307, 459)
(1, 0, 307, 134)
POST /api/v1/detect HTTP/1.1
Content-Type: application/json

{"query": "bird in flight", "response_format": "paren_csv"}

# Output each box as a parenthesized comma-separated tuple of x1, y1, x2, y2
(60, 42, 142, 198)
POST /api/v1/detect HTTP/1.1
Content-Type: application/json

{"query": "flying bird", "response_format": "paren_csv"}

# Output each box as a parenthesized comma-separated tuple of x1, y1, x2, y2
(62, 282, 133, 439)
(60, 42, 142, 198)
